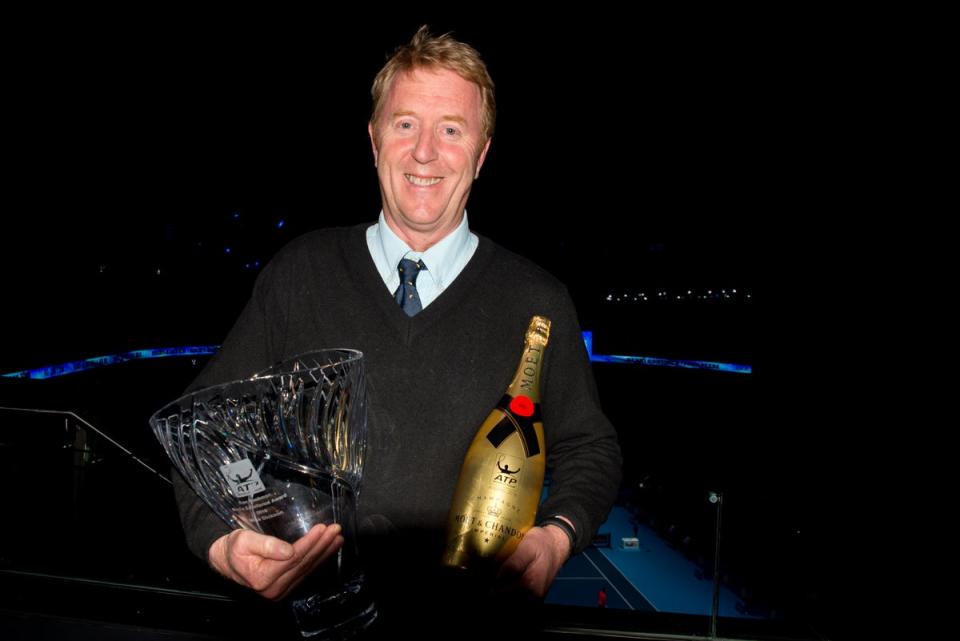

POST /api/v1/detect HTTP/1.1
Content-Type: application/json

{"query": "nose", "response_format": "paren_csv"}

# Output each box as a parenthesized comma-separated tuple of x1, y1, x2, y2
(411, 130, 438, 164)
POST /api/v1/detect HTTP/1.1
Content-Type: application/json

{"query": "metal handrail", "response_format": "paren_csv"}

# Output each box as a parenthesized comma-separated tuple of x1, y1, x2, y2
(0, 405, 171, 484)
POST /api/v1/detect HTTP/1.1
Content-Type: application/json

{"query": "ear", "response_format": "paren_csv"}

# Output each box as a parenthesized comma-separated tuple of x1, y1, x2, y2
(368, 121, 379, 167)
(474, 138, 492, 179)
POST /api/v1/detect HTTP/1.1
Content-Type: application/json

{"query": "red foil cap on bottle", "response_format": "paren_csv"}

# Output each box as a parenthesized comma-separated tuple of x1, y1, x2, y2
(509, 395, 534, 417)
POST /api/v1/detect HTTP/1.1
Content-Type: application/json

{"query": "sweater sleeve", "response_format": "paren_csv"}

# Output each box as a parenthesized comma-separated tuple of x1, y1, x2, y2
(173, 257, 288, 561)
(537, 288, 622, 555)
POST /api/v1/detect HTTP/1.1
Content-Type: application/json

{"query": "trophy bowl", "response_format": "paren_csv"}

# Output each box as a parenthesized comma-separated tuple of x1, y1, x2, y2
(150, 349, 376, 638)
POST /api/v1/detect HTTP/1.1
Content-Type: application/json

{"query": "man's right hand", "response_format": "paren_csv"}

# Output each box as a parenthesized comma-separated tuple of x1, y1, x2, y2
(208, 523, 343, 601)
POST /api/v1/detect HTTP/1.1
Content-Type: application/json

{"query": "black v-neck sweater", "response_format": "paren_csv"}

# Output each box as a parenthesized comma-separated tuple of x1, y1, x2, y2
(174, 224, 621, 565)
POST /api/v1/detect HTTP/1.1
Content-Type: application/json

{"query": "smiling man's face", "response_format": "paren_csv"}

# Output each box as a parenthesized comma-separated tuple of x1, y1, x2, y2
(369, 67, 491, 251)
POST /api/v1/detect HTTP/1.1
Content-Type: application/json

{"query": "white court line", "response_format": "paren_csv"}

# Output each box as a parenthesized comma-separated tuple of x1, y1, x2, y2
(582, 548, 635, 611)
(593, 546, 659, 612)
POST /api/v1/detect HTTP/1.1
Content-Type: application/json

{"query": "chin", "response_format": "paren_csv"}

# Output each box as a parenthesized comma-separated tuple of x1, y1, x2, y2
(403, 206, 447, 225)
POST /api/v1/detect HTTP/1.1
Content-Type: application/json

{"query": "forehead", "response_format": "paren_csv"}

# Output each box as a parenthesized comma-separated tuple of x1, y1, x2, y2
(384, 67, 483, 123)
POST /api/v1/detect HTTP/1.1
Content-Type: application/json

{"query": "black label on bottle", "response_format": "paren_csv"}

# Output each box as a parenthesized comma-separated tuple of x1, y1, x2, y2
(486, 395, 542, 457)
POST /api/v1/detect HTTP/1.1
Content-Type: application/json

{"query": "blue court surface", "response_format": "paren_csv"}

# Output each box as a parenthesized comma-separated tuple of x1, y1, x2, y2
(545, 505, 760, 618)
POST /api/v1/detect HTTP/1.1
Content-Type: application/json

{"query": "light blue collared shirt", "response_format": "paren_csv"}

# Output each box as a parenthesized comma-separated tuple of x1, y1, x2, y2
(366, 212, 479, 310)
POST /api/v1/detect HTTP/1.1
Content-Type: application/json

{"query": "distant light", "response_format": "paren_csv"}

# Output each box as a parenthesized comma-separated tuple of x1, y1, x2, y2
(254, 260, 261, 268)
(232, 212, 240, 219)
(277, 219, 285, 229)
(225, 247, 232, 254)
(581, 331, 751, 374)
(244, 263, 251, 269)
(2, 346, 221, 380)
(602, 288, 748, 305)
(155, 268, 161, 275)
(6, 338, 752, 380)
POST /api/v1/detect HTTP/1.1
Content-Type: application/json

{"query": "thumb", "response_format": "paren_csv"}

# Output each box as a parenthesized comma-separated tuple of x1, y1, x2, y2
(254, 535, 295, 561)
(498, 542, 533, 579)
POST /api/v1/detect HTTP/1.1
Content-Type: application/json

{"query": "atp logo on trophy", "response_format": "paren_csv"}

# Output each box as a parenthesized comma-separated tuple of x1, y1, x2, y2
(220, 459, 265, 498)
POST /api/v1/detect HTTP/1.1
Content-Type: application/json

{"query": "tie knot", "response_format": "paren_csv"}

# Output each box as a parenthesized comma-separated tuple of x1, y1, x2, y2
(398, 258, 425, 283)
(395, 258, 427, 316)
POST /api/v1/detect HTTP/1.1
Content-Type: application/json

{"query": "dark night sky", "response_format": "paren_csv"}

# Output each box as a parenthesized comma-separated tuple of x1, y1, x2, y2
(4, 13, 782, 369)
(7, 15, 775, 253)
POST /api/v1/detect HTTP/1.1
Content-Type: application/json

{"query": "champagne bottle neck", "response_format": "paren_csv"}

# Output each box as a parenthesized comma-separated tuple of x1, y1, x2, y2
(505, 340, 545, 403)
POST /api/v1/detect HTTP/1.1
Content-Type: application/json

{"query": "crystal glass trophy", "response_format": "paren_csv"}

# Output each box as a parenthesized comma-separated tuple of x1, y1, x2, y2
(150, 349, 376, 638)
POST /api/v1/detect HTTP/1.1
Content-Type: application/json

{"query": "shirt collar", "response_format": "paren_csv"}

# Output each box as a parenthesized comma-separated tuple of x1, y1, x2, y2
(373, 211, 473, 290)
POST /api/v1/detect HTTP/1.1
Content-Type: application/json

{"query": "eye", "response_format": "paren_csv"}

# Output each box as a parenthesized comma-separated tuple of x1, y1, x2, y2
(398, 121, 413, 130)
(443, 126, 460, 137)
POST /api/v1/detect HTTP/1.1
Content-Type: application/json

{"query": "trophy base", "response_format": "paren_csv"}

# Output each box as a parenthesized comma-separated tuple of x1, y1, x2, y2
(295, 601, 377, 639)
(290, 573, 377, 639)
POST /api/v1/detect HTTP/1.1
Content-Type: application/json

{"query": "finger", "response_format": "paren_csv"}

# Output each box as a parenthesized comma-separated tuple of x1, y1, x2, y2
(240, 531, 295, 562)
(291, 523, 332, 556)
(271, 524, 343, 600)
(292, 524, 342, 571)
(495, 561, 529, 594)
(308, 534, 344, 572)
(231, 532, 302, 595)
(279, 533, 344, 600)
(498, 542, 535, 580)
(271, 542, 343, 601)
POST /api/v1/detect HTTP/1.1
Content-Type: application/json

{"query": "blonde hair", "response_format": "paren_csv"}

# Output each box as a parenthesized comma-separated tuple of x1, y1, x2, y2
(370, 25, 496, 141)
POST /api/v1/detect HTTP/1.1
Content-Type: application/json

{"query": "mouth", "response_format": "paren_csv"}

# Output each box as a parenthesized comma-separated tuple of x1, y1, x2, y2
(405, 174, 443, 187)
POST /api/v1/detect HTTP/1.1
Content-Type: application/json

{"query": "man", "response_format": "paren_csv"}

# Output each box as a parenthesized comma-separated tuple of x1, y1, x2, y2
(174, 25, 621, 620)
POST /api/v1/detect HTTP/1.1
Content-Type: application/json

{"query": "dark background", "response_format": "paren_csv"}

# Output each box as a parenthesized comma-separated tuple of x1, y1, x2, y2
(1, 12, 844, 638)
(4, 14, 771, 369)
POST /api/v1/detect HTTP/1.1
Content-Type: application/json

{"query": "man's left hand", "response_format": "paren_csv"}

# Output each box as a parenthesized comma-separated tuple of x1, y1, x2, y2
(497, 524, 572, 597)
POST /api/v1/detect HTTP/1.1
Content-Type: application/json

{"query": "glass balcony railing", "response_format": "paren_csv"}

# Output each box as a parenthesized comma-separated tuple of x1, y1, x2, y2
(0, 355, 835, 640)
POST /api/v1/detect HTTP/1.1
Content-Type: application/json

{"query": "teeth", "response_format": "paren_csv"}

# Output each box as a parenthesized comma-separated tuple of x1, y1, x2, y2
(405, 174, 442, 186)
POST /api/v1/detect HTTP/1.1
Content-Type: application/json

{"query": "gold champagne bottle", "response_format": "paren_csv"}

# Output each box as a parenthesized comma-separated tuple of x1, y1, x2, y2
(443, 315, 551, 571)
